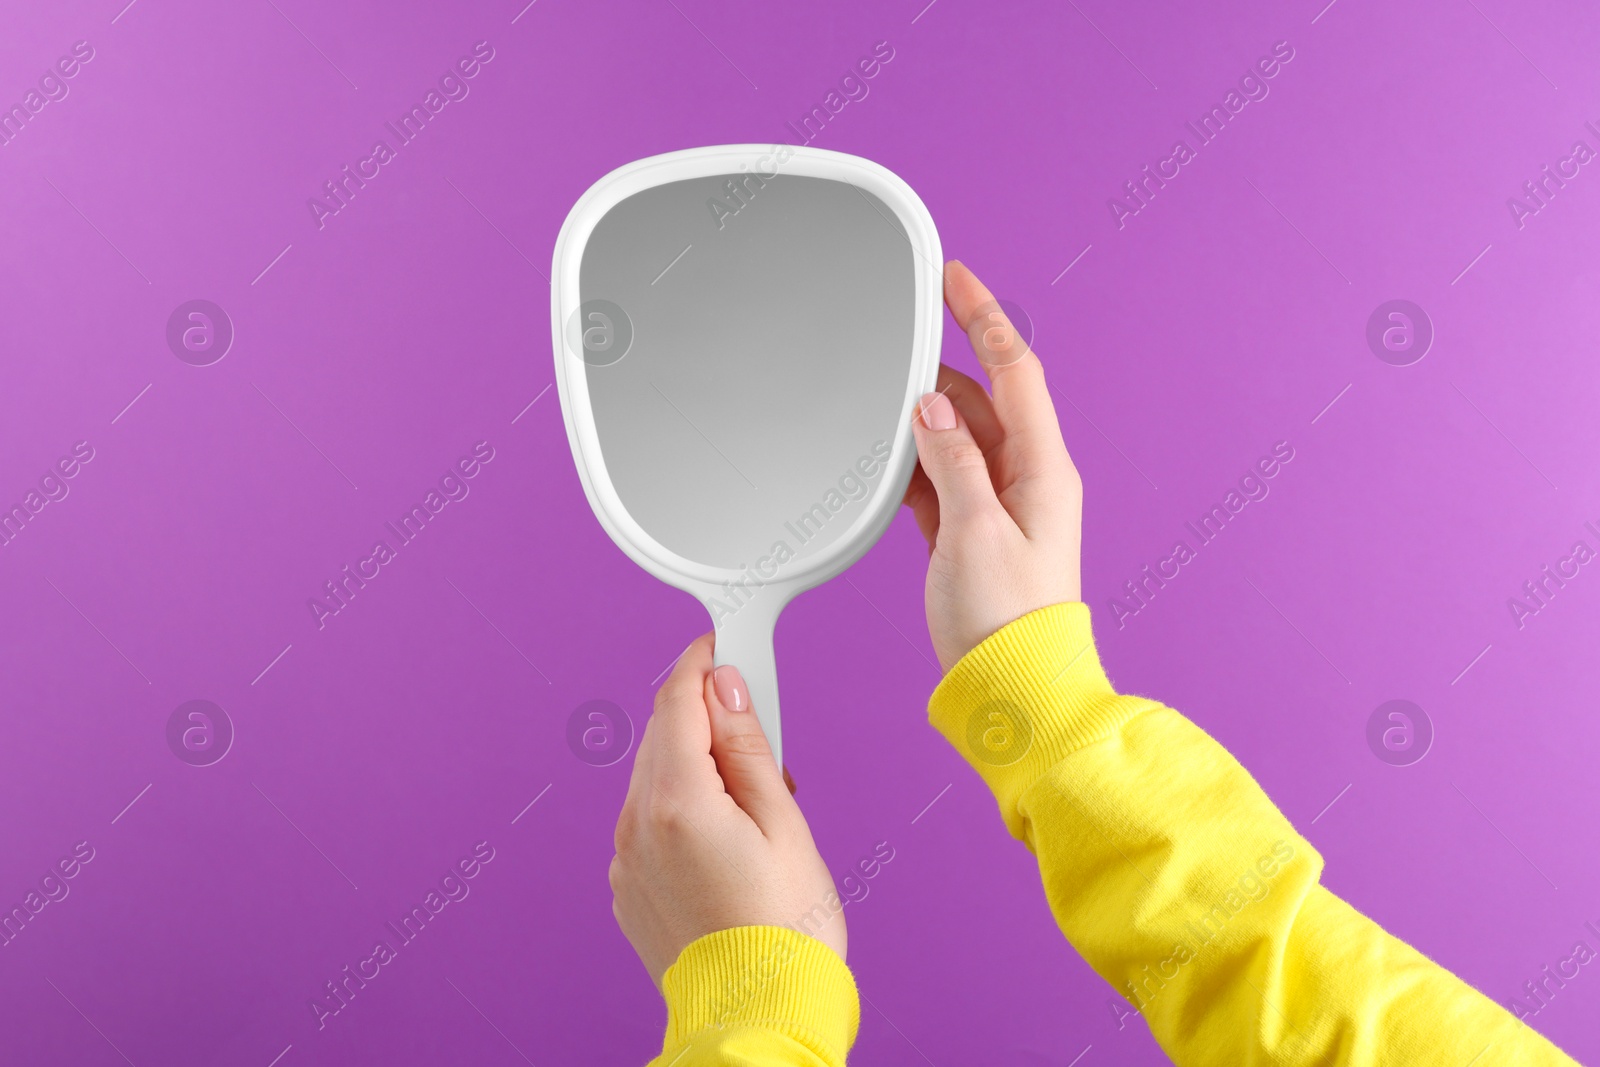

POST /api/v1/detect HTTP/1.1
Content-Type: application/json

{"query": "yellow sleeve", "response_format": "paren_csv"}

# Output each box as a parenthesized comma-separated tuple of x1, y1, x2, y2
(649, 925, 859, 1066)
(928, 602, 1579, 1067)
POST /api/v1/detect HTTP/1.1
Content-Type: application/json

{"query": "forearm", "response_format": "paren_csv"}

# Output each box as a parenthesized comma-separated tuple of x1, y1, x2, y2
(929, 602, 1577, 1066)
(650, 926, 858, 1066)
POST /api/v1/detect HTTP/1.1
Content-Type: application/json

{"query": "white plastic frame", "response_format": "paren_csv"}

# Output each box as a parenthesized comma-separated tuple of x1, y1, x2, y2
(551, 144, 943, 766)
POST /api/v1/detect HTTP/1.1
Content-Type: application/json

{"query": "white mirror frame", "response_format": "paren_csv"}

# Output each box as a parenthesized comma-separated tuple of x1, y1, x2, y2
(550, 144, 943, 766)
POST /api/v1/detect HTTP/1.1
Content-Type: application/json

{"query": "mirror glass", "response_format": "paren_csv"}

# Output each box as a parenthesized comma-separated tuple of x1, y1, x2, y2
(575, 173, 915, 574)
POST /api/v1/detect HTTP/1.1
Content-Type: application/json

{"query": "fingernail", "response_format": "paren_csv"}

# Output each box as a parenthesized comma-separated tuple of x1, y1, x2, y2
(713, 665, 749, 712)
(920, 392, 956, 431)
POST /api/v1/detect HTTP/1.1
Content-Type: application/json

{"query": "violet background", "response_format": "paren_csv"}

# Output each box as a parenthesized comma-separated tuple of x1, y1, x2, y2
(2, 0, 1597, 1064)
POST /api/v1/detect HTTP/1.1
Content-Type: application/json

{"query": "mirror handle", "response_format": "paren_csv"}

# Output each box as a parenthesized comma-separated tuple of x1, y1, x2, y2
(707, 595, 785, 770)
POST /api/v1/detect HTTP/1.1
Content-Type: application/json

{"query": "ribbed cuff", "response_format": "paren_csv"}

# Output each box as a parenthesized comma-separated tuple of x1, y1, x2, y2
(660, 926, 858, 1060)
(928, 602, 1157, 838)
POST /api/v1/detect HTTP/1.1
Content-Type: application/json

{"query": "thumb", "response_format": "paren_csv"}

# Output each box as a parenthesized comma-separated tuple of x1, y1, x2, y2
(705, 663, 794, 835)
(912, 391, 1001, 524)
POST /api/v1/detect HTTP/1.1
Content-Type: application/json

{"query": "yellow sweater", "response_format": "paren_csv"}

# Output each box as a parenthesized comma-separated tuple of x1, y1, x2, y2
(649, 603, 1579, 1065)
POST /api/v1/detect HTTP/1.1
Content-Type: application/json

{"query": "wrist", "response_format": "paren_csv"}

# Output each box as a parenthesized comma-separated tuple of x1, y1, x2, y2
(927, 602, 1158, 837)
(659, 926, 858, 1060)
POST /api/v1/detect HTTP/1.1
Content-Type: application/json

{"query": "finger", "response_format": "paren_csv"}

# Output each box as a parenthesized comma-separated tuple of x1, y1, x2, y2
(943, 261, 1071, 510)
(619, 711, 655, 817)
(911, 391, 1004, 525)
(619, 679, 670, 834)
(783, 765, 797, 796)
(935, 364, 1003, 458)
(900, 461, 940, 550)
(704, 661, 796, 836)
(647, 632, 718, 784)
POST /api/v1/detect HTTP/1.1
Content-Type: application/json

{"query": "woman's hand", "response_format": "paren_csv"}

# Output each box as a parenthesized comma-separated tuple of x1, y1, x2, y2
(902, 260, 1084, 673)
(610, 633, 845, 988)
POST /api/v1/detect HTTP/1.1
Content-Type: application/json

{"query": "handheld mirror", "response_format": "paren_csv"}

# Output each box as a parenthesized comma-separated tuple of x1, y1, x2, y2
(551, 144, 942, 767)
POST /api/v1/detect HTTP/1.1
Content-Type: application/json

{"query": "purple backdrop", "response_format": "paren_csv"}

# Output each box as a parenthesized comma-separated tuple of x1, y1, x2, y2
(2, 0, 1597, 1063)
